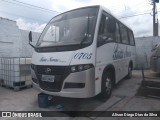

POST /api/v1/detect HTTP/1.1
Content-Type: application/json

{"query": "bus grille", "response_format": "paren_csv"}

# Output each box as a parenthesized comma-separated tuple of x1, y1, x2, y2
(35, 65, 68, 92)
(36, 65, 66, 75)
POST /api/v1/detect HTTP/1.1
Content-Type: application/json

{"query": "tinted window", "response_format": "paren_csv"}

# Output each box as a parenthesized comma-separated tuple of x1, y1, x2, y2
(115, 22, 121, 43)
(98, 13, 116, 46)
(98, 14, 116, 40)
(37, 7, 99, 48)
(128, 31, 135, 45)
(119, 24, 129, 44)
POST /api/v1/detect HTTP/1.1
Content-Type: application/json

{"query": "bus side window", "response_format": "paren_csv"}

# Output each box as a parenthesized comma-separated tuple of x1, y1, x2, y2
(128, 31, 135, 45)
(119, 23, 129, 44)
(98, 14, 106, 34)
(98, 14, 116, 47)
(115, 22, 121, 43)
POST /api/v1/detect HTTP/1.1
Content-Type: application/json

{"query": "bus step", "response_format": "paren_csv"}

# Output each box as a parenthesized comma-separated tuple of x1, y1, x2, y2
(147, 95, 160, 99)
(146, 86, 160, 90)
(142, 79, 160, 89)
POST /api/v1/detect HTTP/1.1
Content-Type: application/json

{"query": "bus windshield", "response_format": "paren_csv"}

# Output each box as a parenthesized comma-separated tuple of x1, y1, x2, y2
(36, 7, 99, 48)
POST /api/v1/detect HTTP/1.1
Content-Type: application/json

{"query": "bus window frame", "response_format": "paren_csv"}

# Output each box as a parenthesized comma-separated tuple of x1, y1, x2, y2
(97, 11, 135, 47)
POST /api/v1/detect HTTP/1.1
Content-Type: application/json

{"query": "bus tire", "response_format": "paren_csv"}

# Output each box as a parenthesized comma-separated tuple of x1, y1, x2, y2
(98, 71, 113, 102)
(126, 64, 132, 79)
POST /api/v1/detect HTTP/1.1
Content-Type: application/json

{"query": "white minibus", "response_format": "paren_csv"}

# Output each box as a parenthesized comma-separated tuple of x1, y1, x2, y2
(29, 5, 136, 101)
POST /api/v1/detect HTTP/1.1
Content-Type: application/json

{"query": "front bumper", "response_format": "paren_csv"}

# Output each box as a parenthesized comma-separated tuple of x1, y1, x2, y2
(31, 68, 95, 98)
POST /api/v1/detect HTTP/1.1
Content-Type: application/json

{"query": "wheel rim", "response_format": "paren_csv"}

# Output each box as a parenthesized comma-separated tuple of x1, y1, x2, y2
(105, 77, 112, 94)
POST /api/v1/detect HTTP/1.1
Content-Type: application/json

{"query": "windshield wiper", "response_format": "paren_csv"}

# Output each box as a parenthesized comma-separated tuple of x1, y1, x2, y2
(79, 15, 90, 47)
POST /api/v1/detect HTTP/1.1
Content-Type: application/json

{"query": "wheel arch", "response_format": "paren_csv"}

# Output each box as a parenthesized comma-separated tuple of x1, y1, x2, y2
(102, 64, 116, 86)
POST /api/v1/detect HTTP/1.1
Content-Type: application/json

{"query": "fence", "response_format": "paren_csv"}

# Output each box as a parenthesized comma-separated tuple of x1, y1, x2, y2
(0, 57, 32, 90)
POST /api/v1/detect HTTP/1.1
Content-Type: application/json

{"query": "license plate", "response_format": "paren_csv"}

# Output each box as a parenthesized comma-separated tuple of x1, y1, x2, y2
(41, 75, 55, 82)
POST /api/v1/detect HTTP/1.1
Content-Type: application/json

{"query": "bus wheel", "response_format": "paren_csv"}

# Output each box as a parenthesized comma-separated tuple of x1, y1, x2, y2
(98, 72, 113, 102)
(126, 64, 132, 79)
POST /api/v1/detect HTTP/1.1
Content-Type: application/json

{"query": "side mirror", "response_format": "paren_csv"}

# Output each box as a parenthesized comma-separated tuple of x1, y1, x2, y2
(28, 31, 35, 48)
(106, 18, 116, 33)
(29, 31, 32, 42)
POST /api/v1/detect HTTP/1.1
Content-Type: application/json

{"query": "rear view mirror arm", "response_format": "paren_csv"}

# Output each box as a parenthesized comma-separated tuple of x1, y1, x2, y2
(29, 42, 35, 49)
(29, 31, 35, 49)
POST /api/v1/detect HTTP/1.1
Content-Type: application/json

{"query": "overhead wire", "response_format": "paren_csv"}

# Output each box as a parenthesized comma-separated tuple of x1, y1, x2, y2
(0, 0, 158, 22)
(0, 10, 48, 23)
(119, 2, 160, 19)
(113, 3, 151, 16)
(0, 0, 60, 14)
(119, 10, 160, 19)
(0, 0, 60, 23)
(119, 12, 151, 19)
(11, 0, 60, 13)
(111, 0, 149, 13)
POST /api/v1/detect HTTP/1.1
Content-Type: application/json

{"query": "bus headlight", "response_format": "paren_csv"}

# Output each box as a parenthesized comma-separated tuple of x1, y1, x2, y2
(78, 65, 83, 71)
(71, 66, 76, 72)
(70, 64, 93, 73)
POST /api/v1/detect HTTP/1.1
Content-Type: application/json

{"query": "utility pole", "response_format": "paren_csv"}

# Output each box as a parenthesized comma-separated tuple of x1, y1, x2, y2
(153, 1, 156, 36)
(152, 0, 159, 36)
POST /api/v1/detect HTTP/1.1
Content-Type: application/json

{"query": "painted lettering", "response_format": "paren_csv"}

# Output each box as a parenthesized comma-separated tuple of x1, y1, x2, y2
(74, 53, 92, 60)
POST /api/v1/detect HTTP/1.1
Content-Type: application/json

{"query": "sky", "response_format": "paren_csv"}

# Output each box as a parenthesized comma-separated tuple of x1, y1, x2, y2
(0, 0, 159, 37)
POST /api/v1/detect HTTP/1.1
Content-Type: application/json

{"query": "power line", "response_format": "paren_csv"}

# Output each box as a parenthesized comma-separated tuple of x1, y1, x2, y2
(12, 0, 60, 13)
(111, 1, 150, 14)
(116, 6, 153, 18)
(0, 10, 48, 23)
(114, 4, 152, 16)
(119, 7, 160, 19)
(119, 12, 151, 19)
(1, 0, 155, 18)
(0, 0, 60, 14)
(0, 0, 158, 22)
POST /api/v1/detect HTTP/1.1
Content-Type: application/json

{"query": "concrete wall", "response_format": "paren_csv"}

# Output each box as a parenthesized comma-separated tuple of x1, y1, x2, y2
(135, 36, 160, 69)
(19, 30, 40, 57)
(0, 17, 40, 58)
(0, 18, 21, 57)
